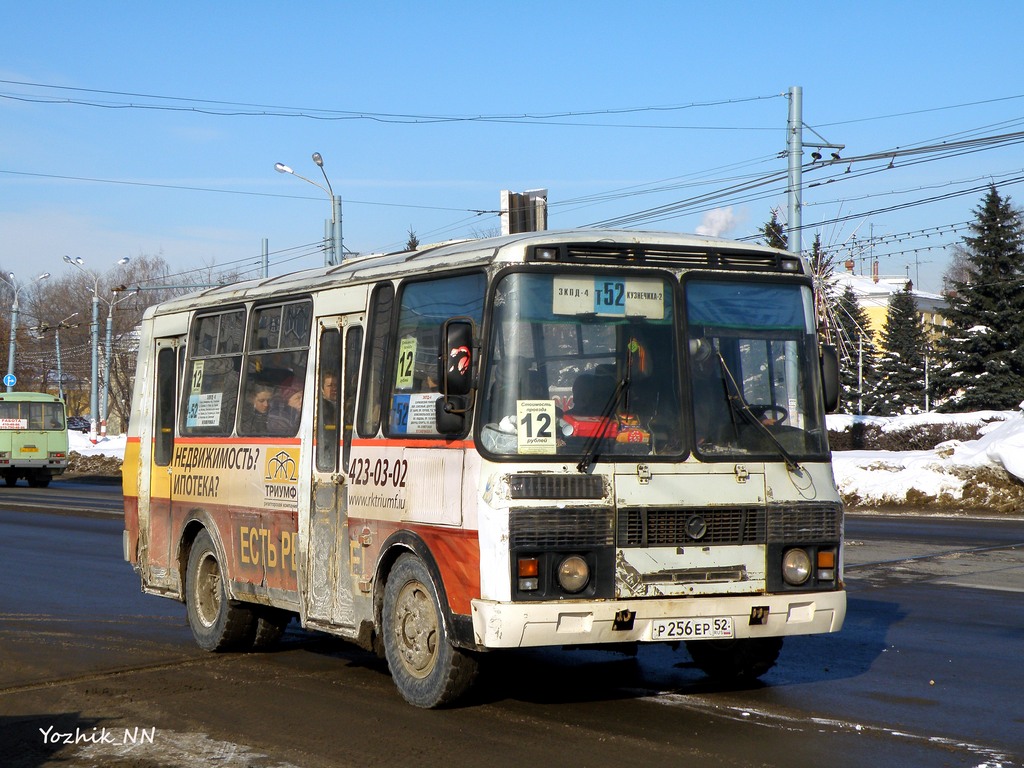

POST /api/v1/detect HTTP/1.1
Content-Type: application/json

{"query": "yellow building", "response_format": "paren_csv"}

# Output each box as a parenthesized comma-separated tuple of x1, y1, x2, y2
(832, 268, 947, 344)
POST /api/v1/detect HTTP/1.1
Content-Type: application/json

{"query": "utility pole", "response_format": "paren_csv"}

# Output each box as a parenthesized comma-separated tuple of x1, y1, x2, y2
(786, 86, 845, 255)
(787, 86, 803, 255)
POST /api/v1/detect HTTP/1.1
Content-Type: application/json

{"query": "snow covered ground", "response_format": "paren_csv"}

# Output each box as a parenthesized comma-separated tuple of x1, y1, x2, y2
(68, 430, 128, 459)
(828, 409, 1024, 512)
(73, 410, 1024, 513)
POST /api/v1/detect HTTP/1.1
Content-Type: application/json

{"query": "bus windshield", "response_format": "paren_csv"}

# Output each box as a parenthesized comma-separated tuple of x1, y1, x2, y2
(479, 271, 829, 463)
(480, 271, 683, 459)
(685, 277, 829, 461)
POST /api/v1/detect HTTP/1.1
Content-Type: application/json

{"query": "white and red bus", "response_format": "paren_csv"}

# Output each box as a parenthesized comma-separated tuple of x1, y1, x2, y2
(123, 229, 845, 707)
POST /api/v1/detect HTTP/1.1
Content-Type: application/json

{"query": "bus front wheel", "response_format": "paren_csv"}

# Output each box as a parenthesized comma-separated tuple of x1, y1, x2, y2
(685, 637, 783, 683)
(185, 530, 256, 651)
(381, 554, 478, 708)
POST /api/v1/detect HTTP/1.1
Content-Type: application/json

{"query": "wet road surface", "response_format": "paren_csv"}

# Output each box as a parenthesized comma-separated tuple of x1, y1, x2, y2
(1, 498, 1021, 767)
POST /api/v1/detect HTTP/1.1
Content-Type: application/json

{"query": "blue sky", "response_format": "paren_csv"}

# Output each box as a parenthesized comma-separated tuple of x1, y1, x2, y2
(4, 1, 1024, 294)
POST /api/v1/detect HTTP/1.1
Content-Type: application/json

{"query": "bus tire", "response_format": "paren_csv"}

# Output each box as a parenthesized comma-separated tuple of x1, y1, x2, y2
(382, 553, 478, 708)
(27, 473, 50, 488)
(252, 607, 292, 650)
(185, 530, 256, 652)
(4, 472, 18, 487)
(685, 637, 783, 683)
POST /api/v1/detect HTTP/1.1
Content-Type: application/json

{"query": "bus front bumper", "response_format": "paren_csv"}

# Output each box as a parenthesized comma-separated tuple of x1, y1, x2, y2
(470, 590, 845, 649)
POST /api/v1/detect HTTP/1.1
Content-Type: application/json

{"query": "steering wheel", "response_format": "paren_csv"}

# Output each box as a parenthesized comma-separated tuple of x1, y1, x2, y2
(749, 404, 788, 425)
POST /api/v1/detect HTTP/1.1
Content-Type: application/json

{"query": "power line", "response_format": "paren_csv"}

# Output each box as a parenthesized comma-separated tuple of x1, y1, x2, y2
(814, 93, 1024, 129)
(0, 169, 483, 214)
(0, 79, 784, 128)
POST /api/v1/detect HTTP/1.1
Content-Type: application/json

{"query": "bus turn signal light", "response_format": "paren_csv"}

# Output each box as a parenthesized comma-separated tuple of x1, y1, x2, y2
(518, 557, 539, 591)
(817, 550, 836, 581)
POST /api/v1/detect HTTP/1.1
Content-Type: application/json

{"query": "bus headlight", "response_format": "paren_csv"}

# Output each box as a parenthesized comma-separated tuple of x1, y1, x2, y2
(782, 548, 812, 586)
(557, 555, 590, 593)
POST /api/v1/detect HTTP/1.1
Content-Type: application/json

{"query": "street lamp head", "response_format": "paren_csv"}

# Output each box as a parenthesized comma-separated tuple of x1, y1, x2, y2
(37, 273, 50, 281)
(7, 272, 13, 281)
(274, 162, 294, 175)
(312, 152, 324, 168)
(63, 255, 84, 266)
(117, 257, 130, 266)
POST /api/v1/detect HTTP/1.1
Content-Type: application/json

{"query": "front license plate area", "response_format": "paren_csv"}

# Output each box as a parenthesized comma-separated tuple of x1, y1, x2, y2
(650, 616, 734, 641)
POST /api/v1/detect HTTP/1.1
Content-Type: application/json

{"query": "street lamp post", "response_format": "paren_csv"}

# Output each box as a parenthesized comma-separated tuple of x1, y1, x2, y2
(63, 256, 129, 442)
(275, 152, 343, 266)
(54, 312, 79, 402)
(2, 272, 51, 392)
(100, 287, 139, 438)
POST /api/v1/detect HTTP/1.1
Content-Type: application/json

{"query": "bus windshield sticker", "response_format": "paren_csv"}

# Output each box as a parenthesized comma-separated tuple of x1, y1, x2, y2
(552, 276, 665, 319)
(516, 400, 557, 454)
(0, 418, 28, 430)
(186, 392, 223, 428)
(395, 337, 417, 390)
(391, 393, 441, 435)
(190, 360, 205, 394)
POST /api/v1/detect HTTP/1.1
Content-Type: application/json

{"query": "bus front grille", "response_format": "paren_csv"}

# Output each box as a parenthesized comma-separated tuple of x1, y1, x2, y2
(510, 507, 615, 548)
(767, 503, 843, 542)
(617, 507, 766, 547)
(616, 503, 843, 548)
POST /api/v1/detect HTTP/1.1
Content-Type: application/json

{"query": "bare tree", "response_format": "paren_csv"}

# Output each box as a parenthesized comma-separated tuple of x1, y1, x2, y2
(941, 244, 973, 295)
(6, 251, 284, 429)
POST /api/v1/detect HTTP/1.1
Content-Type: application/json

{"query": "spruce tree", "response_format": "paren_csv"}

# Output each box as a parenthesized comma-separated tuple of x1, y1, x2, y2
(834, 285, 879, 414)
(405, 228, 420, 251)
(759, 208, 788, 250)
(932, 185, 1024, 411)
(871, 285, 929, 415)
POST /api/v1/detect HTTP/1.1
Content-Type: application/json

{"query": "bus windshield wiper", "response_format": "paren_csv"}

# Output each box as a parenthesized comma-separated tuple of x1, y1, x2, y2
(576, 375, 630, 473)
(714, 352, 802, 474)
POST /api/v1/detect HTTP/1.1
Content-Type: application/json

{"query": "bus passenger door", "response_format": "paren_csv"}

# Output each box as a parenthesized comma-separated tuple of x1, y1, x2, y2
(142, 336, 184, 588)
(304, 317, 362, 627)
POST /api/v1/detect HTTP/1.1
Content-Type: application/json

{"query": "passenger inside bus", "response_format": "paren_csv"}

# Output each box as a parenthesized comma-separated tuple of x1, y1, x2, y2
(567, 366, 616, 416)
(240, 382, 273, 434)
(689, 338, 735, 448)
(317, 371, 339, 465)
(270, 380, 303, 435)
(319, 372, 338, 426)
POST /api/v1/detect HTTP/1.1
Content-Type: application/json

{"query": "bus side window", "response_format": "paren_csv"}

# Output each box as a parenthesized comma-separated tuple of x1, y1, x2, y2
(342, 326, 363, 471)
(238, 300, 312, 438)
(181, 309, 244, 436)
(358, 283, 394, 437)
(386, 272, 485, 438)
(152, 348, 175, 462)
(155, 347, 177, 466)
(316, 329, 341, 472)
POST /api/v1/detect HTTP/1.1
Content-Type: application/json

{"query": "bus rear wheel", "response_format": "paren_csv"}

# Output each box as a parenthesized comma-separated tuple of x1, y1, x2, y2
(381, 554, 478, 708)
(185, 530, 256, 651)
(685, 637, 783, 683)
(252, 607, 292, 650)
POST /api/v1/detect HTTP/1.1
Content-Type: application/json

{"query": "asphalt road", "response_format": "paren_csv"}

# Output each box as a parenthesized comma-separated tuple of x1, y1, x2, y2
(0, 486, 1021, 767)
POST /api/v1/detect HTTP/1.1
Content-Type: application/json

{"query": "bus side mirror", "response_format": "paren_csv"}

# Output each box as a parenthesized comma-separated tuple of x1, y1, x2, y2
(440, 319, 474, 397)
(436, 396, 468, 434)
(436, 318, 475, 435)
(820, 345, 840, 413)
